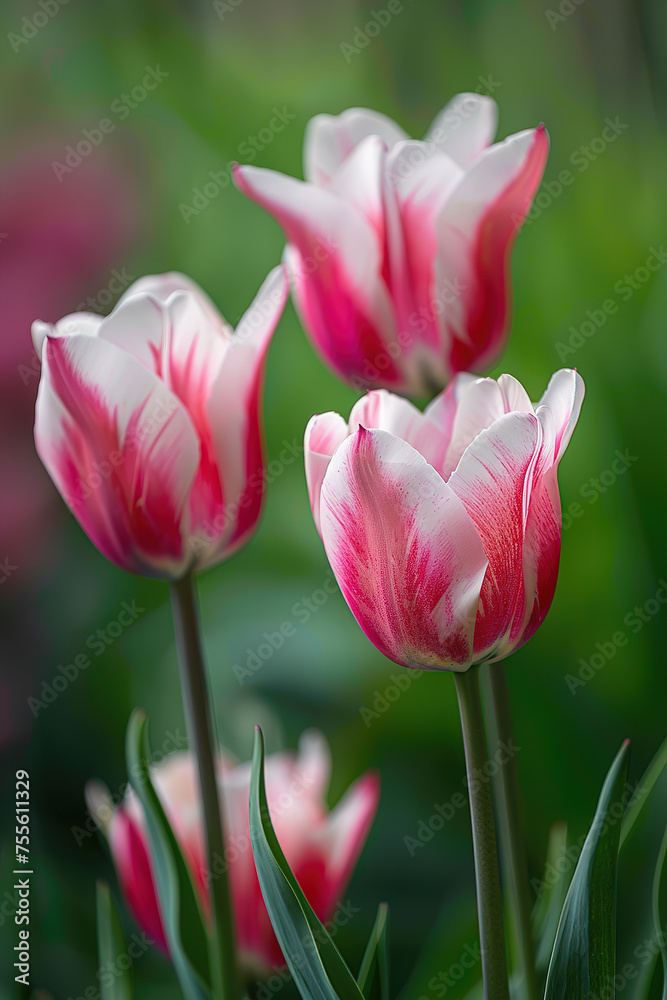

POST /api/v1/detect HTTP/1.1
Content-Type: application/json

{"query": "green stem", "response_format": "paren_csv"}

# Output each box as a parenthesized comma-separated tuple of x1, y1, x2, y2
(170, 574, 239, 1000)
(483, 663, 538, 1000)
(454, 665, 510, 1000)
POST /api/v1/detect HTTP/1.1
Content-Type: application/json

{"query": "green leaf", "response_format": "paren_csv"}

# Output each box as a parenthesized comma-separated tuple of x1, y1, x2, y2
(653, 827, 667, 1000)
(544, 740, 630, 1000)
(125, 709, 212, 1000)
(357, 903, 389, 1000)
(96, 880, 133, 1000)
(249, 725, 365, 1000)
(532, 823, 570, 973)
(617, 736, 667, 1000)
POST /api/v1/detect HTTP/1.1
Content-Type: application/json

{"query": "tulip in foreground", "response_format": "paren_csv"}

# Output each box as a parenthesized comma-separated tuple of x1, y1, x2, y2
(32, 267, 288, 578)
(87, 731, 379, 977)
(305, 369, 584, 671)
(234, 94, 548, 395)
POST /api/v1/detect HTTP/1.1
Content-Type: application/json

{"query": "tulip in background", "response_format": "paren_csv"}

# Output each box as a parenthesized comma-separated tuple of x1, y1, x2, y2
(234, 93, 548, 396)
(87, 731, 379, 977)
(32, 267, 288, 578)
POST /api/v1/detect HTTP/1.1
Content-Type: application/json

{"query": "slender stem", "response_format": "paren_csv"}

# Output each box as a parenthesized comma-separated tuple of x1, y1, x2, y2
(170, 574, 239, 1000)
(483, 663, 538, 1000)
(454, 665, 510, 1000)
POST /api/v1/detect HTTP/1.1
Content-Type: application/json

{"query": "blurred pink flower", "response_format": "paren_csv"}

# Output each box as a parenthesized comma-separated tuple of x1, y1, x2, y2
(87, 731, 379, 977)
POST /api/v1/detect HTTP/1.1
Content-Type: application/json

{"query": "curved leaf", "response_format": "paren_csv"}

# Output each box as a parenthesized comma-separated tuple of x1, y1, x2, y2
(96, 880, 133, 1000)
(249, 725, 365, 1000)
(544, 740, 630, 1000)
(357, 903, 389, 1000)
(125, 709, 212, 1000)
(617, 736, 667, 1000)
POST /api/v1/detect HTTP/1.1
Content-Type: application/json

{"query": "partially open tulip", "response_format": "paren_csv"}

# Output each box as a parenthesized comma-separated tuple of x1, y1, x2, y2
(233, 94, 548, 395)
(86, 731, 379, 977)
(305, 370, 584, 670)
(32, 268, 288, 578)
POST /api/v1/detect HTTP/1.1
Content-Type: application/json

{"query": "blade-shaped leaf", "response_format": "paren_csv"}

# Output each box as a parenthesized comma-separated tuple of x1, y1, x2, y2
(96, 880, 133, 1000)
(617, 736, 667, 1000)
(532, 823, 570, 973)
(357, 903, 389, 1000)
(544, 740, 630, 1000)
(126, 709, 212, 1000)
(249, 725, 365, 1000)
(653, 827, 667, 1000)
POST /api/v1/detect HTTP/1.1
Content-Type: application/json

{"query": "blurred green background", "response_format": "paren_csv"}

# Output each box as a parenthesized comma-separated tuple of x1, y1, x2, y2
(1, 0, 667, 996)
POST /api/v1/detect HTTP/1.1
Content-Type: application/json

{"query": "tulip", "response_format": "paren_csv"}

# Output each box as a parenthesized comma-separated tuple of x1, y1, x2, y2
(86, 731, 379, 977)
(233, 93, 548, 396)
(305, 369, 584, 671)
(32, 268, 288, 578)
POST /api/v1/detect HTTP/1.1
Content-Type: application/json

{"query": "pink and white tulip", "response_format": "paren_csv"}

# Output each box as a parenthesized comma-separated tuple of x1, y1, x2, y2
(32, 268, 288, 578)
(233, 94, 548, 395)
(86, 731, 379, 977)
(305, 370, 584, 670)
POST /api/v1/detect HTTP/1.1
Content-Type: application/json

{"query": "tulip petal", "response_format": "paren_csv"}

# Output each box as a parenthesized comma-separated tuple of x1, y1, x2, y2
(35, 334, 199, 577)
(436, 124, 549, 374)
(328, 134, 386, 235)
(320, 428, 487, 671)
(32, 313, 103, 357)
(537, 367, 585, 463)
(108, 806, 169, 953)
(199, 266, 288, 567)
(312, 771, 380, 917)
(448, 411, 541, 660)
(304, 108, 408, 186)
(97, 293, 166, 373)
(304, 411, 349, 535)
(233, 163, 398, 388)
(349, 389, 449, 471)
(425, 93, 498, 167)
(384, 143, 464, 363)
(117, 271, 227, 330)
